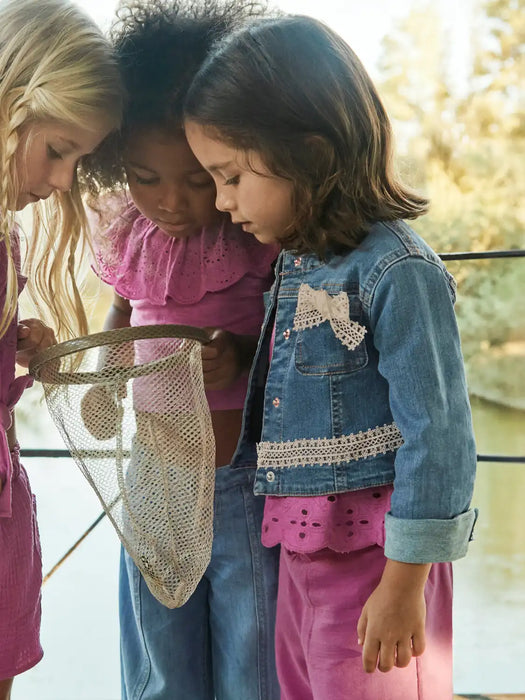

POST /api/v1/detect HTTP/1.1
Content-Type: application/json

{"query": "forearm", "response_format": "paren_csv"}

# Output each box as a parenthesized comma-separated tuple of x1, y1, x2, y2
(103, 302, 131, 331)
(97, 295, 132, 369)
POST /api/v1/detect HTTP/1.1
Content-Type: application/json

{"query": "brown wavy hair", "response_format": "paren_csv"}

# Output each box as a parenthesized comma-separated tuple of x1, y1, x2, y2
(184, 15, 429, 257)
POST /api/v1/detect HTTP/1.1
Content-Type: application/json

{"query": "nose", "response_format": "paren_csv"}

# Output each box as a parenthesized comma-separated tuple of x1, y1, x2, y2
(48, 161, 75, 193)
(158, 185, 186, 213)
(215, 186, 234, 213)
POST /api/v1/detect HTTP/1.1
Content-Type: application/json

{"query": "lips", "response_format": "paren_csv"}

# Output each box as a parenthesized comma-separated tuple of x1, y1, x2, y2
(157, 218, 190, 228)
(232, 220, 253, 231)
(155, 219, 196, 237)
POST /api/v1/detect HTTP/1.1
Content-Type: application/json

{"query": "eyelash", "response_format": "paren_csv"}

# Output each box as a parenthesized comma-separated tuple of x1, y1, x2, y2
(135, 175, 159, 186)
(47, 145, 63, 160)
(224, 175, 239, 186)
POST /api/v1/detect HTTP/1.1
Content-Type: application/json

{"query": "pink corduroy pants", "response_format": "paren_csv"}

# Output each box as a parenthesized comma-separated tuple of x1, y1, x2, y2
(275, 545, 453, 700)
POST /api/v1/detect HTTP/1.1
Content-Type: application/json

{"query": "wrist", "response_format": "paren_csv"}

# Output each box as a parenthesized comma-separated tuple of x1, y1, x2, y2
(381, 559, 432, 594)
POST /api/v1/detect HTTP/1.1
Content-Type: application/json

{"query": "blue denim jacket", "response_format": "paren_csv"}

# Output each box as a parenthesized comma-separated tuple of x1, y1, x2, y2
(232, 219, 478, 563)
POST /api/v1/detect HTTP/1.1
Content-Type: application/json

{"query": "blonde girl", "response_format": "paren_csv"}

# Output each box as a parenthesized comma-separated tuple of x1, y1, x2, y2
(0, 1, 123, 697)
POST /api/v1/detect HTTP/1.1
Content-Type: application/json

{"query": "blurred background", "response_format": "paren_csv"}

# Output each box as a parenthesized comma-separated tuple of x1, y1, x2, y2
(14, 0, 525, 697)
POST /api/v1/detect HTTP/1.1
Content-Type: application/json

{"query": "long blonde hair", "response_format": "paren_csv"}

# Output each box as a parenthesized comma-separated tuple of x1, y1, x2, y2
(0, 0, 123, 339)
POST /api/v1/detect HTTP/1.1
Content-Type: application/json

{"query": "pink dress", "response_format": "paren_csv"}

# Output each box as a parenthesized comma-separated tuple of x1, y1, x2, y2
(0, 234, 43, 680)
(92, 203, 278, 411)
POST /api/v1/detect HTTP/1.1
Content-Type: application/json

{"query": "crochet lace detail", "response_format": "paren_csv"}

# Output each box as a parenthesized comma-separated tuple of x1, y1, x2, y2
(257, 422, 403, 469)
(293, 284, 366, 351)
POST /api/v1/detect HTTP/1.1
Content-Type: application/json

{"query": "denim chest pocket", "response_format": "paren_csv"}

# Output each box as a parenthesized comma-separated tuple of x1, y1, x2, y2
(294, 289, 368, 375)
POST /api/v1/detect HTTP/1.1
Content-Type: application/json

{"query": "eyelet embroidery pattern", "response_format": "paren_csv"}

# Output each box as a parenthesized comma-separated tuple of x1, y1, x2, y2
(91, 203, 277, 304)
(261, 485, 393, 553)
(293, 283, 367, 351)
(257, 422, 403, 469)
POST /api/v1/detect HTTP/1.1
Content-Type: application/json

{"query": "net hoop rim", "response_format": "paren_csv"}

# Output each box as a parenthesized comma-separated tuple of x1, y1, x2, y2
(29, 324, 211, 383)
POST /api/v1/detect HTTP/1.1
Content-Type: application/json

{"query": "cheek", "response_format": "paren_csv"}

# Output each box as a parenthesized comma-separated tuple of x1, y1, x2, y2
(191, 190, 219, 222)
(127, 182, 153, 212)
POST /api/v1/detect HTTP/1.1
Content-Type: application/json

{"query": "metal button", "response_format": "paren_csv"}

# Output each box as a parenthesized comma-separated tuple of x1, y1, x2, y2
(283, 329, 290, 340)
(266, 471, 275, 482)
(272, 397, 280, 407)
(294, 257, 302, 267)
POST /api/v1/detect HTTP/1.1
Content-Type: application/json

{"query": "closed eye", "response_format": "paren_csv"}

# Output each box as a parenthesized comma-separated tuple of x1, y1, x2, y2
(134, 174, 159, 186)
(47, 145, 63, 160)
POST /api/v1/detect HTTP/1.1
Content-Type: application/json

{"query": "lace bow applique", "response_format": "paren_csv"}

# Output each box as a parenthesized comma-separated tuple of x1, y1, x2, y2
(293, 283, 366, 351)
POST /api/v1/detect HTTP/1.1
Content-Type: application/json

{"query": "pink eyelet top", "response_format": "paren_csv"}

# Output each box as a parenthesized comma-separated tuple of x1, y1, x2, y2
(90, 201, 279, 411)
(261, 323, 392, 553)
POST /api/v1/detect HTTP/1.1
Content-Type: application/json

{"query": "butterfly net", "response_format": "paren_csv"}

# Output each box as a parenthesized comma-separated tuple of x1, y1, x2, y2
(29, 324, 215, 608)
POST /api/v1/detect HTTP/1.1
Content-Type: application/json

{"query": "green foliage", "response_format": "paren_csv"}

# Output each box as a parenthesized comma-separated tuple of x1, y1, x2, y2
(378, 0, 525, 406)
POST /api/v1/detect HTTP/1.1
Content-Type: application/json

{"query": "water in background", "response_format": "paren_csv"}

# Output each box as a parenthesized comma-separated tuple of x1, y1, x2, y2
(12, 391, 525, 699)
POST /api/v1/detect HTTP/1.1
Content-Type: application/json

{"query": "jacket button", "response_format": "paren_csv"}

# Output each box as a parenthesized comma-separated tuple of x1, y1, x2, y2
(272, 397, 280, 407)
(294, 257, 302, 267)
(266, 471, 275, 482)
(283, 329, 290, 340)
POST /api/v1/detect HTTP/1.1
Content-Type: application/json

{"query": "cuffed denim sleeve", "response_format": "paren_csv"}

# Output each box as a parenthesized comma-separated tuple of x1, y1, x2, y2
(384, 508, 478, 563)
(368, 254, 477, 562)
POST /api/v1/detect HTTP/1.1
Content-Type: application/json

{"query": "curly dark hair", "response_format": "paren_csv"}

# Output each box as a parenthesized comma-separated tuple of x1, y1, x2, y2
(81, 0, 270, 196)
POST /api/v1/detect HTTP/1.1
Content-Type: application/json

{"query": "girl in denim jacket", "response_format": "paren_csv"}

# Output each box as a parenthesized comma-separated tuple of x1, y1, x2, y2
(185, 13, 478, 700)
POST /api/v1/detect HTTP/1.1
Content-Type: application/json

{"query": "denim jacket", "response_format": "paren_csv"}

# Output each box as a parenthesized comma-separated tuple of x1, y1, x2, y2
(231, 219, 478, 563)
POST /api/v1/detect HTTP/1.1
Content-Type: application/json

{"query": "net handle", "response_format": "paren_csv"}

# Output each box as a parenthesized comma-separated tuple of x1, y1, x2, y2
(28, 324, 211, 380)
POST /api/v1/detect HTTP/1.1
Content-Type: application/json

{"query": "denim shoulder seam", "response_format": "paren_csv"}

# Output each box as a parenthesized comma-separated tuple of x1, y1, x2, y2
(361, 252, 455, 315)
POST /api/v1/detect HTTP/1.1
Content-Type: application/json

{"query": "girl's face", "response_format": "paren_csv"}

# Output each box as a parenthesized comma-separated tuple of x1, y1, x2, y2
(15, 120, 111, 211)
(185, 121, 294, 246)
(124, 129, 221, 238)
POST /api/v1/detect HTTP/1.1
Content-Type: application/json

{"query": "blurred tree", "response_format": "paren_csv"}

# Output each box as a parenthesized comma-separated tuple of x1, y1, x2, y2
(377, 0, 525, 406)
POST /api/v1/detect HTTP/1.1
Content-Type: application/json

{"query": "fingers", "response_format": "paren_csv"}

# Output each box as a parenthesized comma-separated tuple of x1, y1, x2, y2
(362, 636, 420, 673)
(201, 345, 219, 362)
(411, 630, 426, 657)
(359, 612, 418, 673)
(17, 324, 31, 340)
(17, 319, 56, 353)
(356, 609, 367, 648)
(358, 610, 381, 674)
(200, 328, 240, 390)
(362, 636, 380, 673)
(394, 639, 413, 668)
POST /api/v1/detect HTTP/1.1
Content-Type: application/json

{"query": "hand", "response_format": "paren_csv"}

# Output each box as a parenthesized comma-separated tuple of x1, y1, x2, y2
(16, 318, 56, 368)
(200, 328, 244, 391)
(356, 560, 431, 673)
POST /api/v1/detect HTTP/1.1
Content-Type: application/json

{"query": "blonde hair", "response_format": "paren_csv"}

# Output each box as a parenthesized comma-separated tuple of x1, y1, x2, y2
(0, 0, 123, 339)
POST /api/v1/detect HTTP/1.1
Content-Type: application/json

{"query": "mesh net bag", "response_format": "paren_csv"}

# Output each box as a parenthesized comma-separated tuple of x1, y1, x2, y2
(29, 324, 215, 608)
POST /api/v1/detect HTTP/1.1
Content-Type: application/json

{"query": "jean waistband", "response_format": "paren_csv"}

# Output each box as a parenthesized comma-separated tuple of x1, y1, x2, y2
(214, 464, 256, 492)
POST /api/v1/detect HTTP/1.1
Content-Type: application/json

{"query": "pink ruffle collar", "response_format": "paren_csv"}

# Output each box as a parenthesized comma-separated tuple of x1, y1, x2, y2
(92, 203, 278, 305)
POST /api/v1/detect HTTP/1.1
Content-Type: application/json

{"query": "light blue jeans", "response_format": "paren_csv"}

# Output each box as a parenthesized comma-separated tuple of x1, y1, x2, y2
(119, 465, 280, 700)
